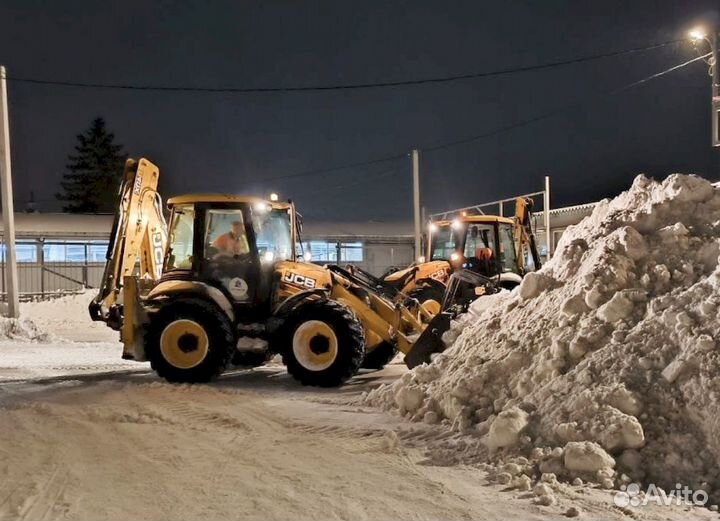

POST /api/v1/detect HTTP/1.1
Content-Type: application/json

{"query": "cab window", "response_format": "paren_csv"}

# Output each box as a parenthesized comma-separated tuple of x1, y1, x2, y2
(252, 205, 293, 263)
(204, 210, 249, 259)
(166, 206, 194, 270)
(464, 225, 495, 259)
(499, 224, 519, 274)
(430, 225, 457, 261)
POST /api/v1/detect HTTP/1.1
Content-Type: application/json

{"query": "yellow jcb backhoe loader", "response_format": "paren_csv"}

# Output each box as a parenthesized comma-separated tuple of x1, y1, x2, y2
(90, 158, 480, 386)
(349, 199, 542, 316)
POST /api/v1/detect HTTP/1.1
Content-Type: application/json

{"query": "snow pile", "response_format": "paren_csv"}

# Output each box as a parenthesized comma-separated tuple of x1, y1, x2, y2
(23, 290, 95, 324)
(0, 316, 51, 342)
(366, 174, 720, 503)
(21, 290, 116, 342)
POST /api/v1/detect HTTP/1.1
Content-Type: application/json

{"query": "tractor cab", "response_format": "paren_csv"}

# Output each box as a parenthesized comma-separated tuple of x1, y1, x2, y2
(162, 195, 297, 318)
(428, 215, 522, 284)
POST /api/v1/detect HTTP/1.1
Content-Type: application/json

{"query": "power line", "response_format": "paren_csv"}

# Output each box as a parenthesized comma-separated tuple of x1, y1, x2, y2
(424, 52, 711, 152)
(6, 39, 681, 94)
(265, 51, 708, 183)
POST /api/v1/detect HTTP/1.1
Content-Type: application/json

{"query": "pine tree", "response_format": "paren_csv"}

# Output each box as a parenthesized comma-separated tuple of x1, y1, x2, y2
(56, 117, 127, 213)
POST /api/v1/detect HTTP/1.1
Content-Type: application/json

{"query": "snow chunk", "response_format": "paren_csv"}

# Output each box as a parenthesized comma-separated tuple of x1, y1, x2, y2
(485, 407, 529, 450)
(519, 272, 552, 300)
(597, 292, 634, 323)
(564, 441, 615, 473)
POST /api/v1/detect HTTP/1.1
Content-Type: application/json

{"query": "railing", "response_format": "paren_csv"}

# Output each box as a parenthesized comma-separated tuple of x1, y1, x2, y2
(0, 238, 108, 300)
(0, 262, 105, 300)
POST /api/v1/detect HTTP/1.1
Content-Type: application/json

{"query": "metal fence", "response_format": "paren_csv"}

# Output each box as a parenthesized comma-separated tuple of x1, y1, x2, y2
(0, 238, 107, 301)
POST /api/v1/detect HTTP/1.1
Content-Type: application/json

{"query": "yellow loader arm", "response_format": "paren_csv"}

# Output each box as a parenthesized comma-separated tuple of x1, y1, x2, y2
(88, 158, 167, 330)
(514, 197, 542, 271)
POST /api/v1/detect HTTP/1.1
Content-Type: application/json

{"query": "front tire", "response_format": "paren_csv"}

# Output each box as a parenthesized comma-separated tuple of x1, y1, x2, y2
(361, 341, 397, 370)
(277, 299, 365, 387)
(145, 298, 234, 383)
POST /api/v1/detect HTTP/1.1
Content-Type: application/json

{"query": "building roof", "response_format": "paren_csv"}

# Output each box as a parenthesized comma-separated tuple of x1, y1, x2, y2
(0, 212, 415, 241)
(0, 198, 601, 241)
(302, 220, 414, 240)
(0, 213, 115, 239)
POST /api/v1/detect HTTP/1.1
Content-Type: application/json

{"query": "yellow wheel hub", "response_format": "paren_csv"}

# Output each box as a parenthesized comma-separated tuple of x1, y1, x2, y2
(420, 299, 441, 318)
(292, 320, 338, 372)
(160, 319, 209, 369)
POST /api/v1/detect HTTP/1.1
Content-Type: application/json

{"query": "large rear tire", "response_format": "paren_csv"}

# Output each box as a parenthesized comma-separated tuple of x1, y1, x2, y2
(361, 341, 397, 370)
(277, 299, 365, 387)
(145, 298, 234, 383)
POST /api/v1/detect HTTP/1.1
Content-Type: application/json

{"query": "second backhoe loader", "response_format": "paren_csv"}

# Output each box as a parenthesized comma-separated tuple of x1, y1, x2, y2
(348, 200, 542, 317)
(90, 158, 476, 387)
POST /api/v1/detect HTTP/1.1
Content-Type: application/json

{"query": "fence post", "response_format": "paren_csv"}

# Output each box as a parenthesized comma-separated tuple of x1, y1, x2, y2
(38, 239, 44, 297)
(1, 236, 4, 297)
(83, 243, 88, 288)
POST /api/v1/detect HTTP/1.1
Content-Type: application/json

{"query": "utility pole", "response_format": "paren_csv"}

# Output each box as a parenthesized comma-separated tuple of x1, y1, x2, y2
(0, 66, 19, 318)
(692, 25, 720, 148)
(711, 28, 719, 148)
(543, 175, 551, 259)
(411, 149, 421, 260)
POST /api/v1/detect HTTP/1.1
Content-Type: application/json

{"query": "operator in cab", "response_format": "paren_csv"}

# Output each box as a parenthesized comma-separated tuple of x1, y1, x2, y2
(213, 220, 250, 256)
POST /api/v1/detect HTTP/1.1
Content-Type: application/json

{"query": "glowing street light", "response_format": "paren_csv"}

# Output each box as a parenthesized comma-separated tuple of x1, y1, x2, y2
(689, 27, 707, 42)
(688, 24, 719, 146)
(269, 192, 279, 202)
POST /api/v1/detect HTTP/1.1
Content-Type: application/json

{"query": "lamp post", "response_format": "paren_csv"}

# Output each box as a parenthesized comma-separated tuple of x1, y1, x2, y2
(689, 26, 719, 147)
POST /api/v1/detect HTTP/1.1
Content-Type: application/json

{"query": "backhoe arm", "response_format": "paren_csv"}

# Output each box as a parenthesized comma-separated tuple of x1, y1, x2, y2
(515, 197, 542, 272)
(89, 158, 167, 330)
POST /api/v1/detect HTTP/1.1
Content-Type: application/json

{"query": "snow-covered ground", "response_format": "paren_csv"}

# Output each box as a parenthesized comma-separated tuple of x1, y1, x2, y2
(2, 344, 713, 521)
(2, 218, 719, 521)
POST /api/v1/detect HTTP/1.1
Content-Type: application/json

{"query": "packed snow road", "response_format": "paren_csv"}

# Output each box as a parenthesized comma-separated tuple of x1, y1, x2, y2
(0, 341, 713, 521)
(0, 344, 523, 521)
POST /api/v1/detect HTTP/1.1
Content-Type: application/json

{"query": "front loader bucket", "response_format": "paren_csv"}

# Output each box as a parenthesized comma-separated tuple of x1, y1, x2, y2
(404, 312, 452, 368)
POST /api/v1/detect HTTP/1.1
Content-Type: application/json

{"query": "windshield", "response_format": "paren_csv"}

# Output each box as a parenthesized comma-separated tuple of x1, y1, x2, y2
(166, 205, 194, 270)
(430, 224, 459, 260)
(252, 206, 293, 262)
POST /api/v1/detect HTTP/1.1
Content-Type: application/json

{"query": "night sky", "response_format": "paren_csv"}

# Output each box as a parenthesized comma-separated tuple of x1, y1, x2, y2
(1, 0, 718, 221)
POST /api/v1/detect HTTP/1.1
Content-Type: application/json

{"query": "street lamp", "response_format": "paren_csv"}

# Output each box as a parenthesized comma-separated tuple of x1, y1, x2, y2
(689, 27, 707, 42)
(689, 25, 719, 147)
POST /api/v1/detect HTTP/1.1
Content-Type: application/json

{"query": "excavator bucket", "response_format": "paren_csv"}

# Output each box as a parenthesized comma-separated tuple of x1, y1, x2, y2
(403, 269, 497, 368)
(404, 311, 452, 368)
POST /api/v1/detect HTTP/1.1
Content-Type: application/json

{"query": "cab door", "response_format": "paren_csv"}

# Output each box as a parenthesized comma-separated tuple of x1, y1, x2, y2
(199, 205, 261, 307)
